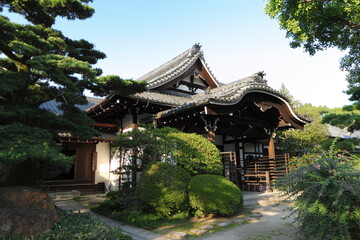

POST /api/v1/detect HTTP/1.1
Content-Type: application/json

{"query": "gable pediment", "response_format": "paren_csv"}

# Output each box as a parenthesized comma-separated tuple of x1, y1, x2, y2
(137, 44, 219, 95)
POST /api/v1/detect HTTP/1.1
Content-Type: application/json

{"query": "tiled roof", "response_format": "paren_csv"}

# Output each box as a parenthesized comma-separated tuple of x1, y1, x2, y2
(40, 97, 103, 115)
(155, 72, 306, 122)
(327, 124, 360, 139)
(137, 43, 218, 89)
(131, 91, 189, 106)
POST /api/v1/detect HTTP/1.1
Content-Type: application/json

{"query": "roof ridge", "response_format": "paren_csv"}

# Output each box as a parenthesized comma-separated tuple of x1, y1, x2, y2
(135, 43, 219, 89)
(137, 44, 202, 82)
(133, 91, 191, 100)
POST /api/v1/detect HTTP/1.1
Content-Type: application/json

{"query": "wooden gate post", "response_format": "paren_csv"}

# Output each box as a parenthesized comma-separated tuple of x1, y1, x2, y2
(265, 171, 272, 192)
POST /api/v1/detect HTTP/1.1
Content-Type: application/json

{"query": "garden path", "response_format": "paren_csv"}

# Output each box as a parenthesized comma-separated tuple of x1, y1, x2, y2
(55, 191, 298, 240)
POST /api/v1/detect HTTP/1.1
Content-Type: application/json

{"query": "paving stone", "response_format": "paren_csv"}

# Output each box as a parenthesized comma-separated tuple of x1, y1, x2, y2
(247, 217, 261, 223)
(170, 231, 189, 239)
(190, 229, 208, 235)
(232, 218, 244, 224)
(216, 222, 231, 227)
(199, 225, 214, 230)
(250, 211, 262, 218)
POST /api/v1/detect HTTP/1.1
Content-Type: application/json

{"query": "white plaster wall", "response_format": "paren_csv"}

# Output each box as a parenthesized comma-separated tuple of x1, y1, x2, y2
(95, 142, 110, 184)
(109, 148, 121, 190)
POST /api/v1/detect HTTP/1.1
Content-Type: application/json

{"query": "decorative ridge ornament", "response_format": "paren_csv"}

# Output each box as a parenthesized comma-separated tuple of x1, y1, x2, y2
(252, 71, 267, 84)
(189, 43, 202, 56)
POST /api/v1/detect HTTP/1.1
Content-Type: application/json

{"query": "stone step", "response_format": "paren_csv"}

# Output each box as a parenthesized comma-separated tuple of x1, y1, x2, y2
(48, 190, 81, 201)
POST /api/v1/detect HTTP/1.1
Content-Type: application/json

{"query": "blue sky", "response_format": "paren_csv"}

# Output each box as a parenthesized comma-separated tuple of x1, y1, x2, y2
(6, 0, 352, 108)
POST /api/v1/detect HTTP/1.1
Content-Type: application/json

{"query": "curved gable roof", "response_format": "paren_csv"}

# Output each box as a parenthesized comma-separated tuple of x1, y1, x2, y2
(156, 72, 309, 126)
(137, 43, 219, 89)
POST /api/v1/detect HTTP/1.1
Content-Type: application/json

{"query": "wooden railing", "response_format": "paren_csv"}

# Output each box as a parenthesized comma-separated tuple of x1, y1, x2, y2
(220, 152, 290, 191)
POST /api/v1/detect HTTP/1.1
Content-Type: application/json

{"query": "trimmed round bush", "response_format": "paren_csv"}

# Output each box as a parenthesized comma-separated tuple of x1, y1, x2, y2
(189, 174, 243, 217)
(169, 132, 223, 175)
(136, 162, 191, 216)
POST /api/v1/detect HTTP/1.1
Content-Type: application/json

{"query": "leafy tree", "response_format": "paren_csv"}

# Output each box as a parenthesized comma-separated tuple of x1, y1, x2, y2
(112, 125, 223, 187)
(278, 83, 302, 109)
(322, 110, 360, 132)
(0, 0, 147, 185)
(265, 0, 360, 108)
(276, 103, 330, 156)
(277, 149, 360, 240)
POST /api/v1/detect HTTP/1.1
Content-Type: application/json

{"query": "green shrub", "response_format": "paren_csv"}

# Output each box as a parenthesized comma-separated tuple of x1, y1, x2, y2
(278, 150, 360, 240)
(189, 174, 243, 217)
(8, 211, 131, 240)
(170, 132, 223, 175)
(94, 191, 125, 215)
(136, 162, 191, 216)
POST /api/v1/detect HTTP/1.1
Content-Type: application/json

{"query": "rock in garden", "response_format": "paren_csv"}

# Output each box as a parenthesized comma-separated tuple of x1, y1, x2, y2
(232, 218, 244, 224)
(216, 222, 231, 227)
(170, 231, 189, 239)
(250, 211, 262, 218)
(190, 229, 208, 235)
(0, 186, 58, 238)
(199, 224, 214, 230)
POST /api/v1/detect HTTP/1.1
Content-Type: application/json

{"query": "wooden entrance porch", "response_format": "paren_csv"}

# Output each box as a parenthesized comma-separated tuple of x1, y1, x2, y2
(221, 152, 290, 191)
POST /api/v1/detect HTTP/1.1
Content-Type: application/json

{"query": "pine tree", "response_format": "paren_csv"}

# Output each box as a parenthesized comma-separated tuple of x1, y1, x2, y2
(0, 0, 147, 185)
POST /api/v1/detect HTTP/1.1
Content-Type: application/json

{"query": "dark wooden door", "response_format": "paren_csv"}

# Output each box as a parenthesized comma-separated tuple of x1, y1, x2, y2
(74, 143, 96, 182)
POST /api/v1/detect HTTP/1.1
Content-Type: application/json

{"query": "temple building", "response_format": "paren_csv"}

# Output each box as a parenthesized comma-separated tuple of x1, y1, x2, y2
(44, 44, 309, 193)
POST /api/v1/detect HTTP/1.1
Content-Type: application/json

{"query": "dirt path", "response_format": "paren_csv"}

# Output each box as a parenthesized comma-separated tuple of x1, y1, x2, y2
(189, 202, 298, 240)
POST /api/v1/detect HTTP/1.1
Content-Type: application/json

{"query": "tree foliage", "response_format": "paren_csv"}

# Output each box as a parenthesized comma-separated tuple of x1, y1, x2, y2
(265, 0, 360, 108)
(276, 103, 330, 155)
(277, 149, 360, 240)
(0, 0, 147, 185)
(322, 110, 360, 132)
(112, 125, 223, 182)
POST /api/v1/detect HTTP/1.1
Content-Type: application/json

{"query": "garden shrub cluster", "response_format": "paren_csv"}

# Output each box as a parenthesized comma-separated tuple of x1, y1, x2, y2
(189, 174, 243, 217)
(278, 150, 360, 240)
(135, 162, 242, 219)
(101, 126, 242, 229)
(136, 162, 191, 216)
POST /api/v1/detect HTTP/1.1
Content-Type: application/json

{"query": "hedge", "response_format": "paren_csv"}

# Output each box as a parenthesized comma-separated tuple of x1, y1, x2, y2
(189, 174, 243, 217)
(136, 162, 191, 216)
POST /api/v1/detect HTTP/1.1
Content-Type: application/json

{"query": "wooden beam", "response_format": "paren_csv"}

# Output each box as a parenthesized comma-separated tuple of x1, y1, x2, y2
(90, 123, 119, 128)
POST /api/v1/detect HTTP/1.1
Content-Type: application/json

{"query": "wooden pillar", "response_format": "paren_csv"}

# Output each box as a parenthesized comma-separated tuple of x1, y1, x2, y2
(265, 171, 272, 192)
(268, 132, 276, 159)
(131, 123, 138, 184)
